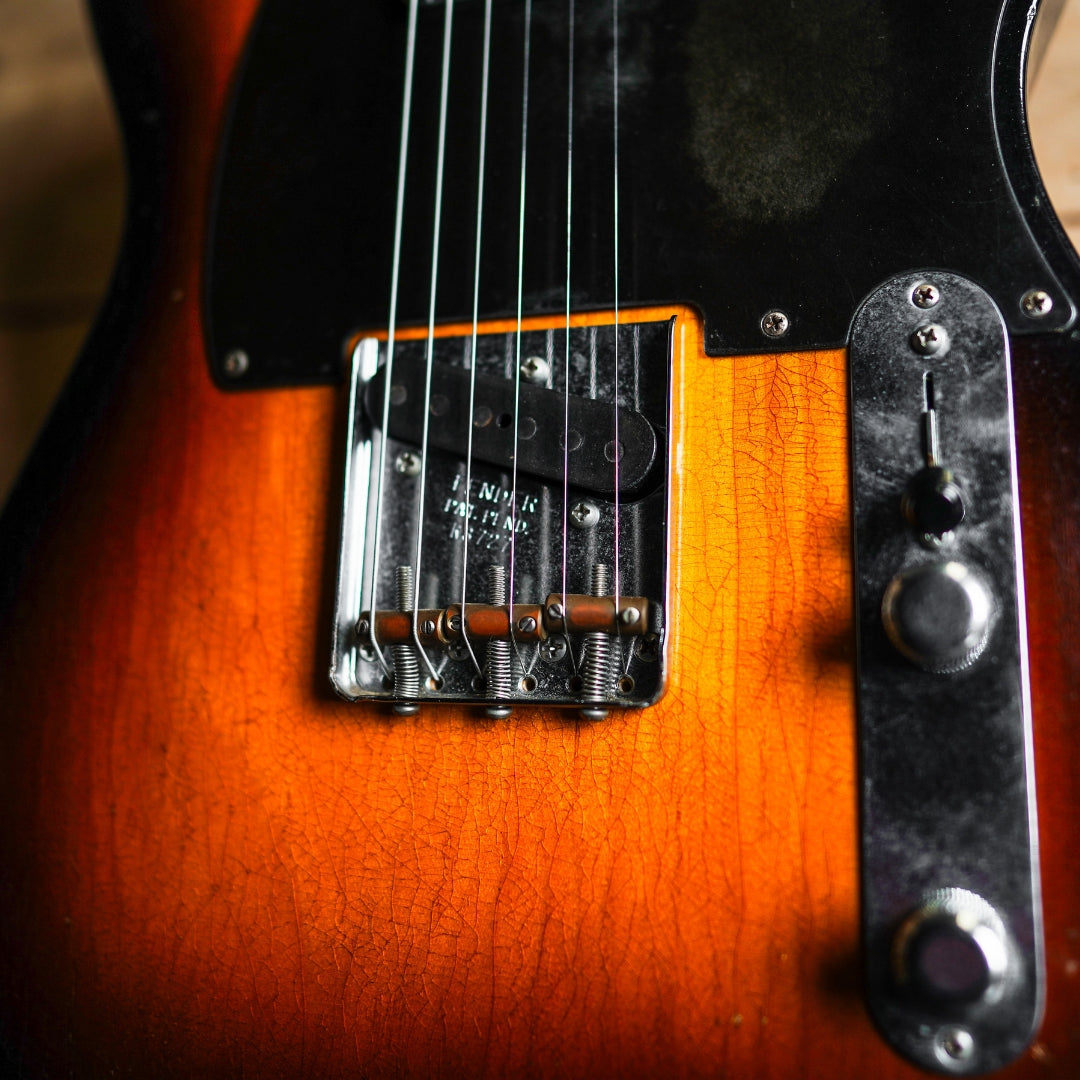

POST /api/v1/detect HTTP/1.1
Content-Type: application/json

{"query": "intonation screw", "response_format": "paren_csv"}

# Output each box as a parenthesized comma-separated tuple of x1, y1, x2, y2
(391, 566, 420, 715)
(570, 500, 600, 530)
(223, 349, 250, 377)
(520, 355, 551, 385)
(395, 451, 422, 477)
(760, 310, 790, 339)
(911, 324, 946, 356)
(485, 565, 513, 718)
(1021, 289, 1053, 318)
(912, 283, 940, 309)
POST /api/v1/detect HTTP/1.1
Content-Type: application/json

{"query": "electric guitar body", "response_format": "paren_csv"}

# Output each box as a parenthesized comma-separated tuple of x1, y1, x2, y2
(1, 1, 1079, 1077)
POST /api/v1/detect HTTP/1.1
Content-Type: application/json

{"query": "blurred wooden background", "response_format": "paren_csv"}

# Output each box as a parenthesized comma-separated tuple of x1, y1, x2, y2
(0, 0, 1077, 505)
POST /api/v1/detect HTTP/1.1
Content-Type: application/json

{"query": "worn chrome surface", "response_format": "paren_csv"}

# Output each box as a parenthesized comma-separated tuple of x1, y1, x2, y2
(849, 272, 1042, 1075)
(331, 319, 670, 710)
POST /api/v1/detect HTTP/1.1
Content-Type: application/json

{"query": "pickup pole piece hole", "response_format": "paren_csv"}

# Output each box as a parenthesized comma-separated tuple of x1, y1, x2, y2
(604, 440, 625, 462)
(519, 416, 537, 440)
(473, 404, 493, 427)
(559, 429, 583, 452)
(430, 393, 450, 417)
(496, 412, 512, 429)
(390, 384, 407, 406)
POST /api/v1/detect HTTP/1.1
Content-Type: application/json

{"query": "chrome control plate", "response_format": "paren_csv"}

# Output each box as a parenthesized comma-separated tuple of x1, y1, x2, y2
(849, 272, 1043, 1074)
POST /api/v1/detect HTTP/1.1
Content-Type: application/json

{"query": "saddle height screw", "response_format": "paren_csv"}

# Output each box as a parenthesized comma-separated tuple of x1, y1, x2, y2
(517, 615, 538, 634)
(912, 283, 940, 309)
(484, 565, 513, 719)
(760, 310, 790, 339)
(580, 563, 614, 719)
(391, 565, 420, 716)
(1021, 288, 1053, 318)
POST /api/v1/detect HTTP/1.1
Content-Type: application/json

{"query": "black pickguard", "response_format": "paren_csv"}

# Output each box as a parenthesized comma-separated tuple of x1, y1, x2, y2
(205, 0, 1080, 387)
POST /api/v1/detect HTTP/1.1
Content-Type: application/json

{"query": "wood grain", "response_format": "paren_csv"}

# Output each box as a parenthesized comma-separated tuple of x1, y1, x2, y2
(0, 1, 1079, 1077)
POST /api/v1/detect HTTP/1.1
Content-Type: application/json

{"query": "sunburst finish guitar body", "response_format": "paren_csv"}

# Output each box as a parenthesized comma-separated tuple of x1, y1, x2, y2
(1, 1, 1079, 1077)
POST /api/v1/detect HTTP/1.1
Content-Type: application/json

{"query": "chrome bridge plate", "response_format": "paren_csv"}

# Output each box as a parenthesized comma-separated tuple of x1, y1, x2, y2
(331, 319, 671, 713)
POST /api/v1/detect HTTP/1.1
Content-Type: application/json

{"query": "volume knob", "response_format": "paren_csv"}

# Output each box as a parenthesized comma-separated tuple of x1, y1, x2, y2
(892, 888, 1010, 1007)
(881, 561, 992, 673)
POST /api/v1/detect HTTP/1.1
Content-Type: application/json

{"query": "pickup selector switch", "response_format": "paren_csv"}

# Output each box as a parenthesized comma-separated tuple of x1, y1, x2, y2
(892, 889, 1010, 1008)
(882, 561, 992, 673)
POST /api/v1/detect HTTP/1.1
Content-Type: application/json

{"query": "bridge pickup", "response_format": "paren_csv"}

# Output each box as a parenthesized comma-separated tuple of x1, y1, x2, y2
(364, 339, 660, 498)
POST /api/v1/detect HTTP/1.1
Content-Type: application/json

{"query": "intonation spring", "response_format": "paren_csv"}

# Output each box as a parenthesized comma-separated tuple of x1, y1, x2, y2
(485, 564, 513, 701)
(581, 563, 613, 702)
(391, 565, 421, 704)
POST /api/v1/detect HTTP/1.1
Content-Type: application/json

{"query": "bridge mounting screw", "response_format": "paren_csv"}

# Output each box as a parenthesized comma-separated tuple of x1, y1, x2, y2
(912, 283, 940, 308)
(521, 355, 551, 384)
(395, 451, 422, 477)
(223, 349, 249, 377)
(911, 324, 946, 356)
(570, 500, 600, 530)
(517, 615, 538, 634)
(1021, 288, 1053, 318)
(760, 310, 789, 339)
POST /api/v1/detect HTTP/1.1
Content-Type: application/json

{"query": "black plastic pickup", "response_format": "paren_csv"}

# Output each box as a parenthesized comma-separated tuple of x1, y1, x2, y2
(364, 343, 659, 497)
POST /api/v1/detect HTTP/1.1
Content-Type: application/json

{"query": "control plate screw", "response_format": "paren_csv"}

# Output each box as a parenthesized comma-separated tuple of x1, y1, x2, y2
(520, 355, 550, 384)
(912, 283, 940, 309)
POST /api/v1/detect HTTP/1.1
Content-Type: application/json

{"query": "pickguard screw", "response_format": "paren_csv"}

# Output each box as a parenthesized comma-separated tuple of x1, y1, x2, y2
(570, 500, 600, 530)
(911, 324, 946, 356)
(517, 615, 538, 634)
(912, 283, 940, 309)
(1021, 289, 1053, 318)
(760, 310, 790, 339)
(395, 451, 422, 477)
(539, 636, 568, 662)
(521, 355, 550, 384)
(420, 619, 436, 636)
(223, 349, 249, 377)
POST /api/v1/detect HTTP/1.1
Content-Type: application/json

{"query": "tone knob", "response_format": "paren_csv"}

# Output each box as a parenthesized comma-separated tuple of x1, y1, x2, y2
(881, 561, 992, 672)
(892, 888, 1010, 1007)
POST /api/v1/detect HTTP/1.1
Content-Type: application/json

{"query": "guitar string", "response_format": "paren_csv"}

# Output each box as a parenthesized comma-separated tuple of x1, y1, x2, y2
(457, 0, 495, 680)
(410, 0, 458, 685)
(507, 0, 534, 677)
(611, 0, 623, 660)
(366, 0, 420, 676)
(560, 0, 576, 671)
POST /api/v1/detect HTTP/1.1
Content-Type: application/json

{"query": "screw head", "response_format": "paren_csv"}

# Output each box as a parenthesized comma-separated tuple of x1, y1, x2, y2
(223, 349, 250, 377)
(395, 451, 422, 477)
(911, 323, 947, 356)
(546, 602, 565, 623)
(539, 636, 568, 662)
(446, 640, 470, 662)
(521, 355, 551, 384)
(356, 618, 371, 639)
(1021, 288, 1053, 318)
(760, 310, 790, 339)
(912, 283, 940, 309)
(569, 500, 600, 530)
(517, 615, 538, 634)
(620, 606, 641, 627)
(935, 1027, 974, 1065)
(420, 619, 437, 636)
(447, 614, 462, 633)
